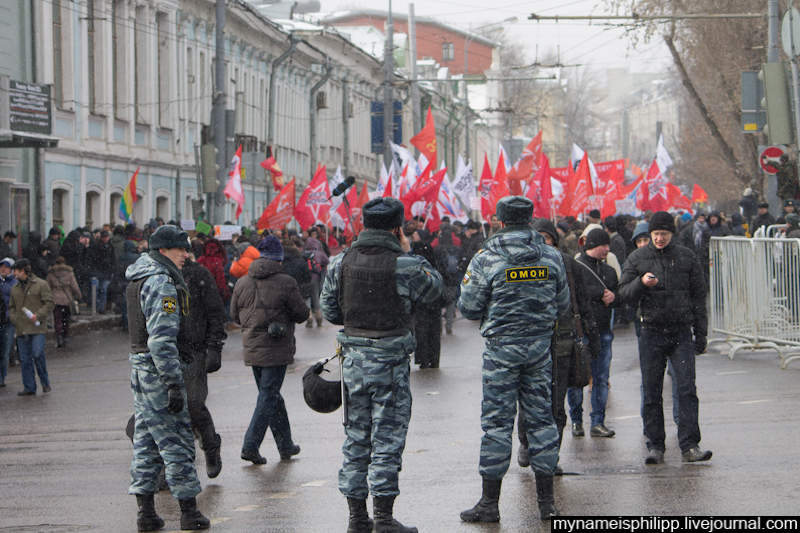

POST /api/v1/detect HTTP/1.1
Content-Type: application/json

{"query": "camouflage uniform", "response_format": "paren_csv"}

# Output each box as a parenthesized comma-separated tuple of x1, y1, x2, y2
(126, 253, 200, 499)
(320, 229, 443, 499)
(458, 225, 570, 478)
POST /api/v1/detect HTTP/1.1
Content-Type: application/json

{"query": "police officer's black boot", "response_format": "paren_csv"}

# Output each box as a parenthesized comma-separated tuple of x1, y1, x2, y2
(534, 472, 559, 520)
(135, 493, 164, 532)
(373, 495, 418, 533)
(346, 497, 373, 533)
(460, 478, 501, 523)
(178, 497, 210, 530)
(205, 434, 222, 479)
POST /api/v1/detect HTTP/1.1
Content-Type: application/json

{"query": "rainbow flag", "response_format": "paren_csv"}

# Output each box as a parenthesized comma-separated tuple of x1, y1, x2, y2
(120, 167, 139, 222)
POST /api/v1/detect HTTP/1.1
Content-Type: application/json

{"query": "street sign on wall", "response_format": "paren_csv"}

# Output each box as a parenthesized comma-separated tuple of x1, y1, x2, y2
(760, 145, 785, 174)
(370, 100, 403, 154)
(8, 80, 51, 135)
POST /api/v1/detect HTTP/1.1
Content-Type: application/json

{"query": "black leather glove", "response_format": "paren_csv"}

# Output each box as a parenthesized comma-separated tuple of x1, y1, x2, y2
(694, 336, 707, 355)
(167, 385, 183, 414)
(206, 347, 222, 373)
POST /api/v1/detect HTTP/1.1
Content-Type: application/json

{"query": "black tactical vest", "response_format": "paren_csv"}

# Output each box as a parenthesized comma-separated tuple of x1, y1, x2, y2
(126, 278, 149, 353)
(339, 246, 409, 338)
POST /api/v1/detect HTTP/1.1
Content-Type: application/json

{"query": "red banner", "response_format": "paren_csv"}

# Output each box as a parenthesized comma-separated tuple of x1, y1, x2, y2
(410, 107, 437, 165)
(257, 178, 295, 230)
(295, 165, 331, 230)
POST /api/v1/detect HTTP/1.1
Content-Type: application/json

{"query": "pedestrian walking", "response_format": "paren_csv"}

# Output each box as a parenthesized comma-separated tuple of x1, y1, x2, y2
(8, 258, 54, 395)
(124, 225, 209, 531)
(320, 198, 443, 533)
(88, 230, 116, 313)
(230, 235, 309, 465)
(303, 234, 328, 328)
(458, 196, 569, 521)
(567, 228, 620, 439)
(178, 253, 227, 478)
(47, 256, 81, 348)
(619, 211, 712, 465)
(517, 219, 599, 472)
(0, 257, 18, 388)
(434, 226, 463, 335)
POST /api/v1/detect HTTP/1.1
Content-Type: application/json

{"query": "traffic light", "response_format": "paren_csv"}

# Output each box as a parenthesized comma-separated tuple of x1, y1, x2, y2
(759, 63, 793, 146)
(201, 144, 219, 193)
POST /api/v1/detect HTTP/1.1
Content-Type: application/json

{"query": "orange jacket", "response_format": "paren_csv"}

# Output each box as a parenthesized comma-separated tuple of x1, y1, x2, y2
(229, 245, 260, 279)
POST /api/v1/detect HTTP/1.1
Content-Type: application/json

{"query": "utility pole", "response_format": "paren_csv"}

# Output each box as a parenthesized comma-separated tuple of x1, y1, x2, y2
(464, 36, 471, 162)
(768, 0, 779, 62)
(212, 0, 226, 224)
(409, 3, 420, 158)
(383, 0, 394, 169)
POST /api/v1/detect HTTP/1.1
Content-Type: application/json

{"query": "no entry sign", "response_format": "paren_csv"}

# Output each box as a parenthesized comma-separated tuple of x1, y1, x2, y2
(760, 146, 785, 174)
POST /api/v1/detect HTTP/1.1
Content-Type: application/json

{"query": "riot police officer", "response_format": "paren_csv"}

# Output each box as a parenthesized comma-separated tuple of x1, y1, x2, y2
(125, 225, 209, 531)
(320, 198, 443, 533)
(458, 196, 570, 521)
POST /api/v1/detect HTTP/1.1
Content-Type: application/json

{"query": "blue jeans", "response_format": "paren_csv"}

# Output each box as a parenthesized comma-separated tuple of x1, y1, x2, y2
(568, 330, 614, 427)
(94, 277, 111, 313)
(0, 322, 14, 385)
(242, 365, 294, 453)
(17, 333, 49, 393)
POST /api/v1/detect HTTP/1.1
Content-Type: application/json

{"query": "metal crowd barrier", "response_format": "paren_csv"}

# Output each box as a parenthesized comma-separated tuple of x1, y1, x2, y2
(709, 236, 800, 368)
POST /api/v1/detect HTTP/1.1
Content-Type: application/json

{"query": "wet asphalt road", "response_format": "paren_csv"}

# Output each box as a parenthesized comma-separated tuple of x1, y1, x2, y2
(1, 317, 800, 533)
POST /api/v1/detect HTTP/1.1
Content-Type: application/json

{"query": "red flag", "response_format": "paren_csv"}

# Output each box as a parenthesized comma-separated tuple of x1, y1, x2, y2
(260, 155, 284, 191)
(508, 131, 543, 195)
(382, 176, 393, 198)
(594, 159, 625, 187)
(342, 182, 371, 237)
(560, 156, 591, 217)
(640, 158, 670, 212)
(668, 183, 693, 212)
(490, 152, 511, 212)
(691, 183, 708, 204)
(257, 178, 295, 230)
(223, 145, 244, 219)
(402, 164, 446, 220)
(600, 173, 623, 218)
(522, 130, 543, 162)
(529, 152, 553, 218)
(295, 165, 331, 230)
(410, 107, 437, 165)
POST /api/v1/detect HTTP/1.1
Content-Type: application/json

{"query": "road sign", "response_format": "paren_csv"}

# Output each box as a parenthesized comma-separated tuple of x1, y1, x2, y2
(760, 145, 785, 174)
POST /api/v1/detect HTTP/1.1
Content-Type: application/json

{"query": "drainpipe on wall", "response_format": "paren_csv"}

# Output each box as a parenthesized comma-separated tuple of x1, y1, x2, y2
(309, 59, 331, 178)
(267, 35, 298, 201)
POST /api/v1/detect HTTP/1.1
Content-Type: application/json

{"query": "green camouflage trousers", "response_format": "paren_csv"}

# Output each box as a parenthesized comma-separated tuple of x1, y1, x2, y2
(128, 365, 201, 499)
(338, 337, 413, 499)
(479, 336, 559, 479)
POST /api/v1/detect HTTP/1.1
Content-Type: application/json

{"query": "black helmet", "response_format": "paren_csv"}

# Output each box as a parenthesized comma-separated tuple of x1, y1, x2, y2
(302, 359, 342, 413)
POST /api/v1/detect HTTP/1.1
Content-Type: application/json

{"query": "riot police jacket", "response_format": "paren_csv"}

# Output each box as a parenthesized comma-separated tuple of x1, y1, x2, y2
(619, 240, 707, 337)
(339, 242, 409, 338)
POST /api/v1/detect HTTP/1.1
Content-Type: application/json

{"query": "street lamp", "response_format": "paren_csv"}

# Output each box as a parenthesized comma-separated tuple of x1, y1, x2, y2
(463, 16, 518, 161)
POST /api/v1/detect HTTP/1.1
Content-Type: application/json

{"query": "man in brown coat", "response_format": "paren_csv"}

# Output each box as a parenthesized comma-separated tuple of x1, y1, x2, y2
(230, 235, 309, 464)
(9, 258, 54, 395)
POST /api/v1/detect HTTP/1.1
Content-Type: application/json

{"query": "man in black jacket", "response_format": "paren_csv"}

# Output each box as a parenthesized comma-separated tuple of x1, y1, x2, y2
(180, 254, 227, 477)
(619, 211, 711, 465)
(751, 202, 775, 235)
(567, 228, 620, 438)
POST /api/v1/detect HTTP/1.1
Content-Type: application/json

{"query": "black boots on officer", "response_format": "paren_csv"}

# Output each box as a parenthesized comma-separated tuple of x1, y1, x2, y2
(205, 434, 222, 478)
(373, 496, 417, 533)
(136, 494, 164, 532)
(460, 474, 559, 522)
(460, 478, 501, 522)
(179, 497, 210, 530)
(346, 497, 373, 533)
(535, 472, 558, 519)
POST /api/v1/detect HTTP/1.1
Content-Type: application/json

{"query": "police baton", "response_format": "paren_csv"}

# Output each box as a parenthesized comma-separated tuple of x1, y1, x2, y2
(336, 344, 348, 427)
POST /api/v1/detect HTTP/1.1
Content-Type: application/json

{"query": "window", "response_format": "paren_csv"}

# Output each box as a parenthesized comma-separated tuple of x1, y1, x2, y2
(85, 191, 102, 229)
(442, 42, 455, 62)
(157, 12, 171, 127)
(112, 0, 129, 119)
(53, 189, 68, 228)
(52, 0, 63, 105)
(135, 5, 149, 124)
(110, 192, 122, 223)
(156, 196, 169, 220)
